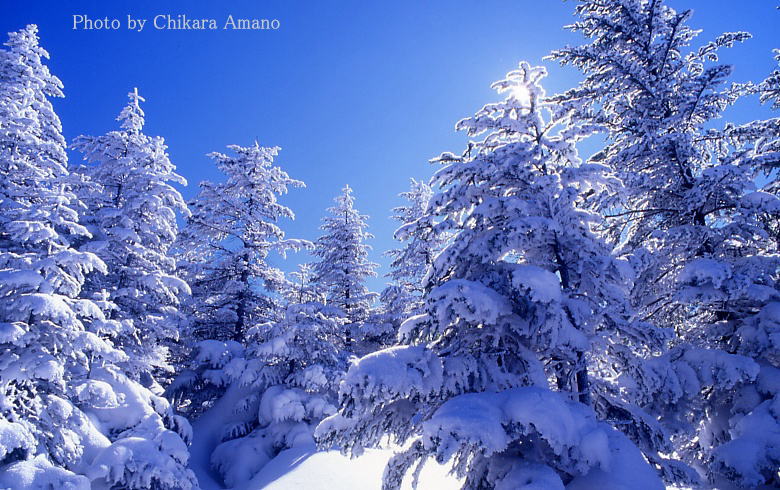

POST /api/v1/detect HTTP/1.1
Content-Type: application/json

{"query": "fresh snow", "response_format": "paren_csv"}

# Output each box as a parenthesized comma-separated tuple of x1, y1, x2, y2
(244, 446, 460, 490)
(3, 2, 780, 488)
(191, 443, 461, 490)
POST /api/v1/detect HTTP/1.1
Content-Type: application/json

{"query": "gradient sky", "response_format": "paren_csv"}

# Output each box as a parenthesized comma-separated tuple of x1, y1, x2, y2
(3, 0, 779, 291)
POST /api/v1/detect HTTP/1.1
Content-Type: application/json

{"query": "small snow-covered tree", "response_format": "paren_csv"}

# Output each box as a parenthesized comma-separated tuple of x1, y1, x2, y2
(550, 1, 780, 486)
(386, 179, 436, 295)
(0, 26, 197, 490)
(208, 299, 348, 487)
(171, 143, 308, 416)
(72, 88, 190, 386)
(282, 264, 322, 305)
(318, 63, 667, 490)
(311, 185, 378, 350)
(377, 179, 444, 340)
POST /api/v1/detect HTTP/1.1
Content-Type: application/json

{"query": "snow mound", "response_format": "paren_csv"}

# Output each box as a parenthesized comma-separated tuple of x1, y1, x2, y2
(423, 387, 663, 490)
(334, 345, 442, 414)
(0, 419, 36, 462)
(0, 454, 90, 490)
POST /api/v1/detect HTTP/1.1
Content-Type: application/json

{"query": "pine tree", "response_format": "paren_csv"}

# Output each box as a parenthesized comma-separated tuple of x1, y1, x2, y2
(317, 63, 666, 490)
(180, 143, 308, 343)
(760, 49, 780, 111)
(311, 185, 378, 351)
(170, 143, 308, 416)
(549, 1, 780, 486)
(71, 88, 190, 387)
(0, 23, 109, 484)
(0, 26, 197, 490)
(378, 180, 441, 333)
(756, 48, 780, 248)
(208, 297, 348, 487)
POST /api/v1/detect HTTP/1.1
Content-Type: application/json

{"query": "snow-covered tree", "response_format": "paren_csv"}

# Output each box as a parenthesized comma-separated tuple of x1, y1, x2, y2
(377, 179, 443, 341)
(756, 48, 780, 247)
(317, 63, 666, 490)
(71, 88, 190, 386)
(311, 185, 378, 350)
(761, 49, 780, 111)
(386, 179, 436, 293)
(282, 263, 322, 305)
(207, 299, 349, 487)
(550, 1, 780, 486)
(179, 143, 308, 343)
(0, 25, 197, 490)
(170, 143, 309, 416)
(0, 21, 108, 480)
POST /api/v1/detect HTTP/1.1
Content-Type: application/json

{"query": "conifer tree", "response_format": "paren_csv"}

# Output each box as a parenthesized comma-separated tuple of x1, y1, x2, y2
(72, 88, 190, 387)
(381, 180, 439, 322)
(550, 1, 780, 485)
(179, 142, 308, 342)
(318, 63, 666, 490)
(170, 143, 308, 416)
(0, 24, 109, 485)
(311, 185, 378, 350)
(0, 26, 197, 490)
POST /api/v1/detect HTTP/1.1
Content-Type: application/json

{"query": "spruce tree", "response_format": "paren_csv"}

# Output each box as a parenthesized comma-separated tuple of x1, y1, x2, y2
(550, 1, 780, 485)
(0, 26, 197, 490)
(318, 63, 666, 490)
(72, 88, 190, 387)
(380, 179, 440, 326)
(311, 185, 378, 351)
(170, 143, 308, 416)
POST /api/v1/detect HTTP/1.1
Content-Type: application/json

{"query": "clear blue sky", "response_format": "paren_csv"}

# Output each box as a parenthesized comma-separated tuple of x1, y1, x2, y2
(3, 0, 779, 292)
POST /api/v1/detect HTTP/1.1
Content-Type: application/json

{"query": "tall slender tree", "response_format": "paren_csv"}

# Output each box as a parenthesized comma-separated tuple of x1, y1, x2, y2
(379, 179, 443, 333)
(178, 143, 308, 343)
(171, 143, 308, 416)
(311, 185, 378, 350)
(0, 24, 109, 485)
(72, 88, 190, 387)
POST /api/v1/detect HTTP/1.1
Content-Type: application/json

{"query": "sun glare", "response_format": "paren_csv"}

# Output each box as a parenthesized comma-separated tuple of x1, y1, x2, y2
(509, 83, 532, 107)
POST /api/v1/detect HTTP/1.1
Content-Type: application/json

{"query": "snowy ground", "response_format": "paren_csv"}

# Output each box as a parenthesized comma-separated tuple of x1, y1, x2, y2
(188, 384, 460, 490)
(193, 443, 460, 490)
(245, 446, 460, 490)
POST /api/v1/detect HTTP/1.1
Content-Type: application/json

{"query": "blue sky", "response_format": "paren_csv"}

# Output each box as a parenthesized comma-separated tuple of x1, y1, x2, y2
(3, 0, 779, 291)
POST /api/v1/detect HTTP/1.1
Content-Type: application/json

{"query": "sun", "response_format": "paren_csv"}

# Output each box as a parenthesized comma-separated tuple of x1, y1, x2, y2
(509, 83, 532, 107)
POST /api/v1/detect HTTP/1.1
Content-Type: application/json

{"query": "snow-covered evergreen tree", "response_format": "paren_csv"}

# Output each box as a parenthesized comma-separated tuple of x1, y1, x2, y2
(550, 1, 780, 486)
(760, 49, 780, 111)
(283, 263, 323, 305)
(317, 63, 666, 490)
(0, 22, 108, 483)
(377, 179, 443, 341)
(170, 143, 308, 416)
(207, 298, 349, 487)
(311, 185, 378, 350)
(386, 179, 435, 294)
(71, 88, 190, 387)
(0, 25, 197, 490)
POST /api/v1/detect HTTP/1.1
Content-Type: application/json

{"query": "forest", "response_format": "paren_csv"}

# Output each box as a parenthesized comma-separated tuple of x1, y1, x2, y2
(1, 0, 779, 489)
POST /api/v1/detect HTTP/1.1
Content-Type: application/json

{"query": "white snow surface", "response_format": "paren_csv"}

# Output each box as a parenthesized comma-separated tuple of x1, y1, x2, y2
(192, 444, 460, 490)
